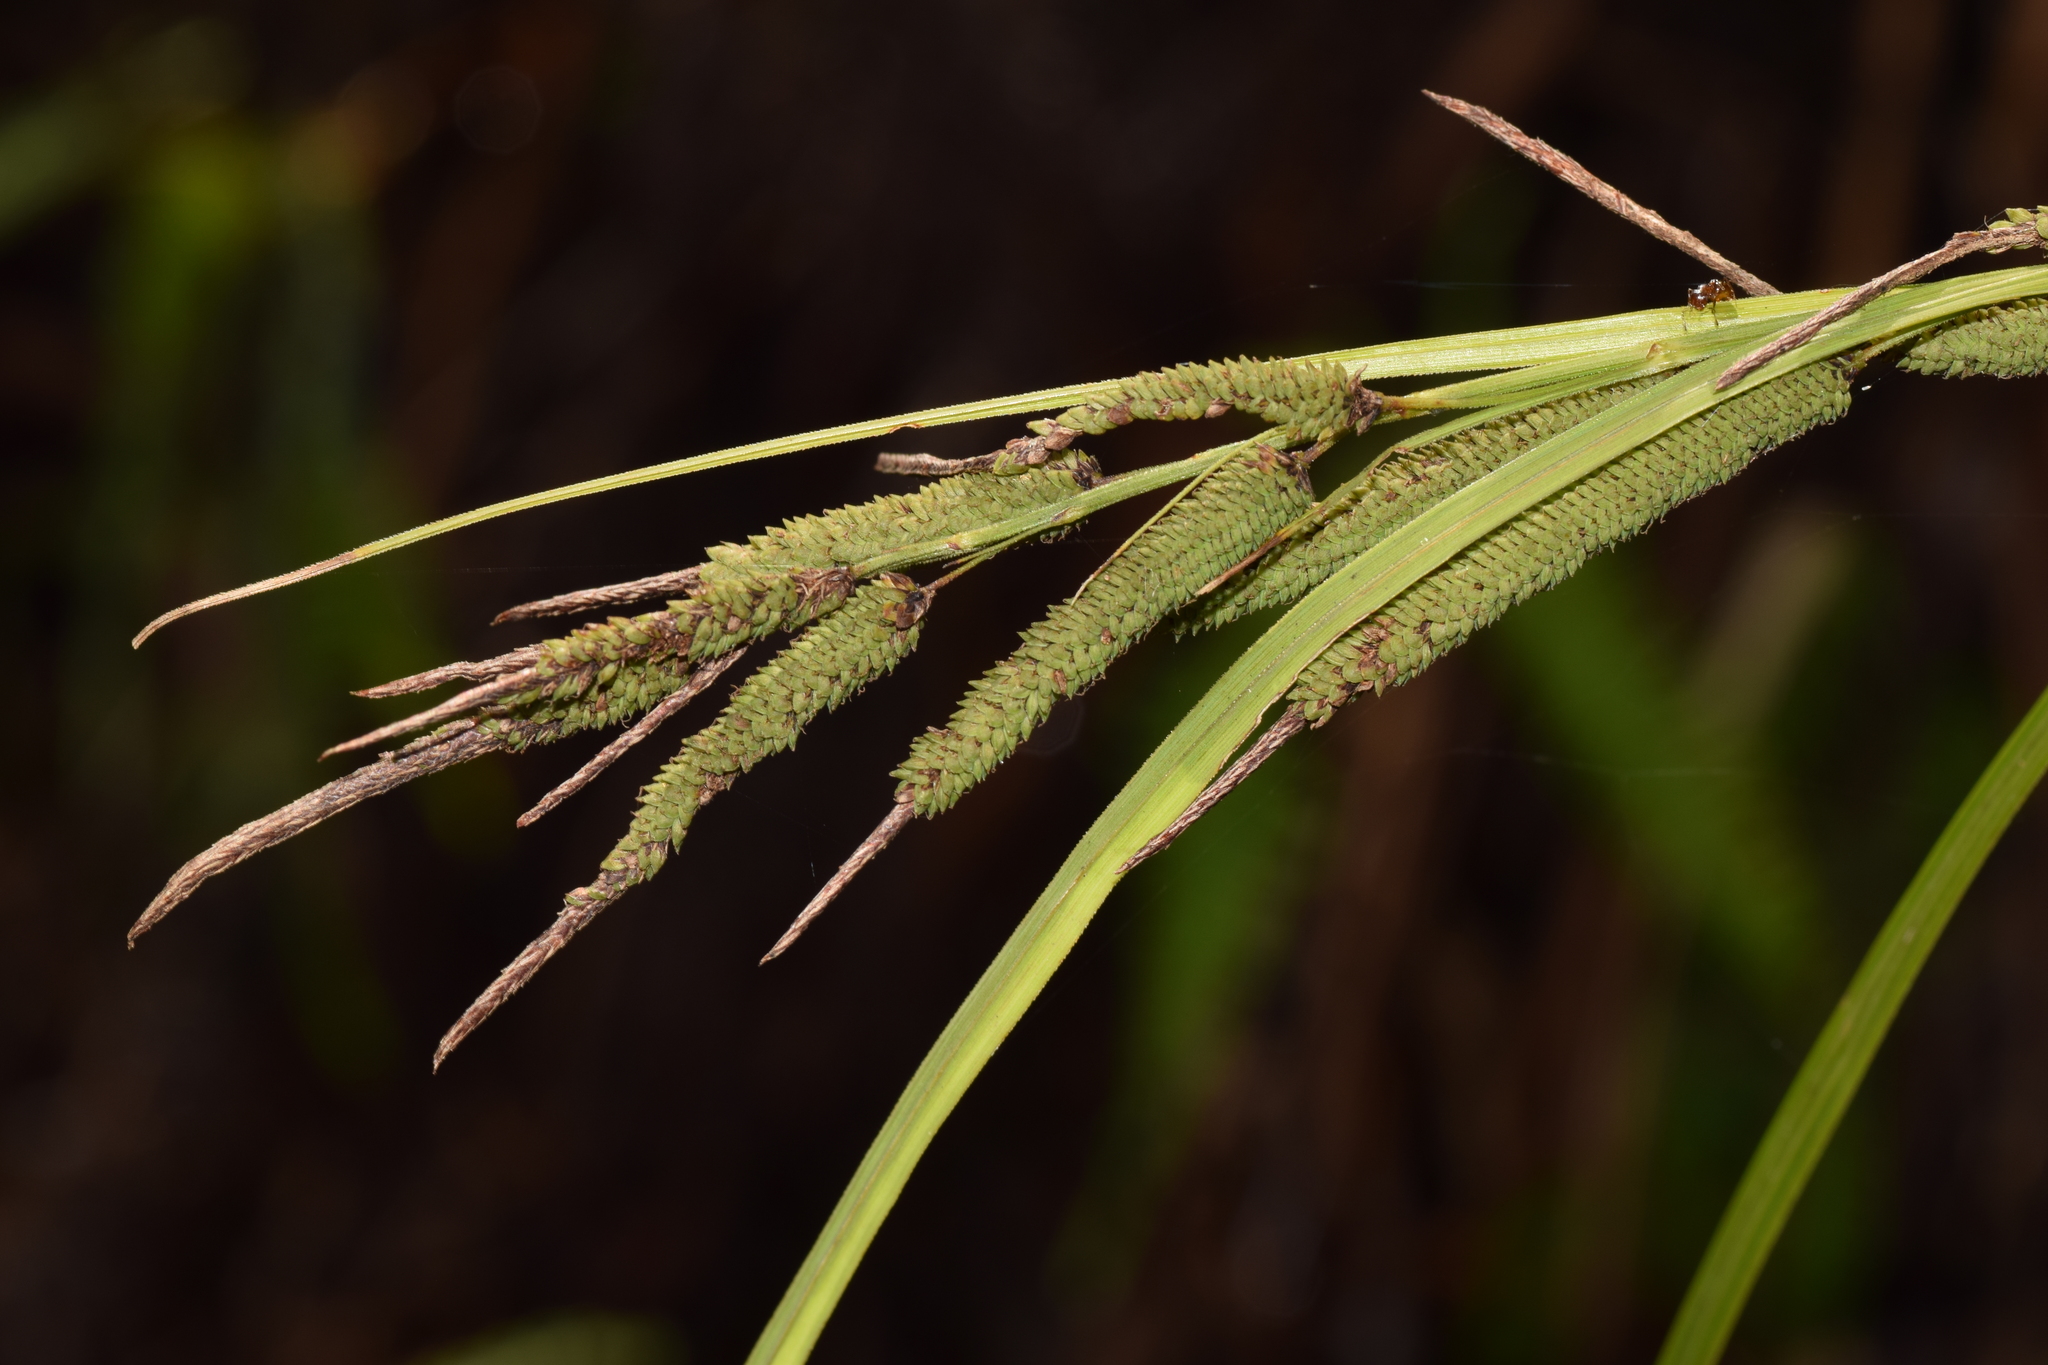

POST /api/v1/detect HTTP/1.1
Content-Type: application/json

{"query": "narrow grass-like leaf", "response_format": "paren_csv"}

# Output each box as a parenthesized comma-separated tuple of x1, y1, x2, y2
(745, 261, 2048, 1364)
(1653, 682, 2048, 1365)
(1311, 286, 1842, 376)
(130, 290, 1869, 646)
(1395, 310, 1805, 411)
(141, 274, 2048, 650)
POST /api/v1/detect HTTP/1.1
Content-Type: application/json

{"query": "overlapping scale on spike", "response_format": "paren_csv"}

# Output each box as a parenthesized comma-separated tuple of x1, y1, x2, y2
(1896, 296, 2048, 379)
(583, 573, 933, 898)
(433, 574, 936, 1064)
(1288, 357, 1858, 722)
(706, 452, 1101, 572)
(483, 610, 708, 748)
(138, 461, 1094, 942)
(893, 440, 1319, 818)
(674, 452, 1103, 661)
(1188, 377, 1660, 634)
(1029, 355, 1368, 446)
(368, 455, 1108, 752)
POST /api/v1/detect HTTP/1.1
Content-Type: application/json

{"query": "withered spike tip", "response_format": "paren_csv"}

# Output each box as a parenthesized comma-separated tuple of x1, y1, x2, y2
(353, 645, 544, 699)
(432, 876, 624, 1070)
(322, 668, 540, 759)
(132, 728, 503, 944)
(1422, 90, 1779, 299)
(491, 568, 703, 626)
(873, 451, 996, 477)
(1118, 706, 1308, 874)
(761, 800, 915, 963)
(515, 648, 749, 828)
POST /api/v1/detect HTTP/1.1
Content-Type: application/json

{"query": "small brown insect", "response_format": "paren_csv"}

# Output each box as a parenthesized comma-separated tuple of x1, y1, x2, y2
(1685, 277, 1737, 326)
(877, 572, 931, 630)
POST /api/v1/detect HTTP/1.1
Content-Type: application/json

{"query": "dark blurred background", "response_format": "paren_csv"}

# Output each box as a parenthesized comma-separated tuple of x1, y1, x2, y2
(5, 1, 2048, 1361)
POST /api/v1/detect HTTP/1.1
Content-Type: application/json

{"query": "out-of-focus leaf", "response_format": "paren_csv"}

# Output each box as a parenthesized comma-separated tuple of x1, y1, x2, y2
(0, 20, 244, 243)
(1656, 681, 2048, 1365)
(411, 1311, 684, 1365)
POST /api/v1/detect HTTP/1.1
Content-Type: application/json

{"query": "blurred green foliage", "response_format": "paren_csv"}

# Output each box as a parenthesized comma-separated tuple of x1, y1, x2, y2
(412, 1311, 685, 1365)
(12, 23, 449, 1087)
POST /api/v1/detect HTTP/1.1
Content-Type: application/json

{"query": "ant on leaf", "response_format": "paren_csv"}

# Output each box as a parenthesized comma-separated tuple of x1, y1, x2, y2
(1683, 276, 1737, 327)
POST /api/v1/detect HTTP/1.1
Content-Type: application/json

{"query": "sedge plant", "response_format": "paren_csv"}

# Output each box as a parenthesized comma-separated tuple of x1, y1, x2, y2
(125, 96, 2048, 1362)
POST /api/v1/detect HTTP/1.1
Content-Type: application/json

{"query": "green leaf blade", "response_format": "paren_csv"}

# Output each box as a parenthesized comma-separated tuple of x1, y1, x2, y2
(1654, 681, 2048, 1365)
(132, 287, 1868, 646)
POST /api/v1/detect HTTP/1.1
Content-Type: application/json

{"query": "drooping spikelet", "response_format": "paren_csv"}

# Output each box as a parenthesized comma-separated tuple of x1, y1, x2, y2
(673, 452, 1103, 662)
(591, 573, 932, 891)
(1029, 356, 1373, 445)
(1187, 377, 1660, 633)
(434, 572, 933, 1065)
(1288, 357, 1859, 721)
(327, 605, 737, 758)
(141, 459, 1085, 937)
(707, 451, 1101, 571)
(131, 646, 751, 941)
(894, 440, 1320, 818)
(1126, 357, 1866, 874)
(336, 455, 1104, 753)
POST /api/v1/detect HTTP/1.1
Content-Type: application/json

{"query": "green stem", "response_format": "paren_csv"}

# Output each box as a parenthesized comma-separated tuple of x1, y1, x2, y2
(1654, 681, 2048, 1365)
